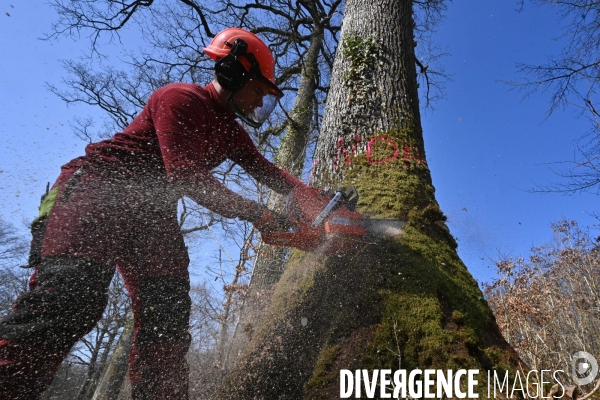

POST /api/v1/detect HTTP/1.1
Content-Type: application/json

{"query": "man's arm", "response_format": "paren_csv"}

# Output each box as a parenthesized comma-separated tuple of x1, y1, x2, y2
(174, 169, 264, 222)
(151, 86, 265, 222)
(230, 129, 306, 195)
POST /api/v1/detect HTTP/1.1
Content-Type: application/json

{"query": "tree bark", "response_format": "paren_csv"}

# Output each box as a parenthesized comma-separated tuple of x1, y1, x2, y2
(91, 319, 133, 400)
(221, 0, 524, 398)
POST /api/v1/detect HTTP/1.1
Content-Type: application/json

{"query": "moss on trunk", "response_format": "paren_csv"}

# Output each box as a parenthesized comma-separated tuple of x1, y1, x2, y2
(221, 135, 523, 398)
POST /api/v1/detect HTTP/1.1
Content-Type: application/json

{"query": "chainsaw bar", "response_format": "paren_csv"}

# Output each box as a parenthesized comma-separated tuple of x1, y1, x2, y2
(311, 191, 343, 229)
(361, 218, 407, 238)
(326, 216, 407, 238)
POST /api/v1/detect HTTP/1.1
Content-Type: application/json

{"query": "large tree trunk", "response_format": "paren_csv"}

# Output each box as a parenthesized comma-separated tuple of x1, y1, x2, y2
(222, 0, 524, 398)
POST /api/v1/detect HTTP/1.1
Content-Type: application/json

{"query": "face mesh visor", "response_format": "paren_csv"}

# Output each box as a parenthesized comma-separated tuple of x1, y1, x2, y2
(245, 93, 279, 127)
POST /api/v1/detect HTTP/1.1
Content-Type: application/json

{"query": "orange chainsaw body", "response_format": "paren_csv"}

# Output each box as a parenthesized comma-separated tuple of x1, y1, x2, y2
(261, 187, 366, 254)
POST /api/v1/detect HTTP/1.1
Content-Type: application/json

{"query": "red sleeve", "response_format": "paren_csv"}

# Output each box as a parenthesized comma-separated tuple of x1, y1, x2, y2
(230, 125, 306, 195)
(151, 86, 263, 221)
(151, 86, 208, 181)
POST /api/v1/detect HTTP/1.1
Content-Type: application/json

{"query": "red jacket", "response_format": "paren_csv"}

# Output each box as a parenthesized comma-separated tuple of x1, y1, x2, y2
(64, 82, 303, 221)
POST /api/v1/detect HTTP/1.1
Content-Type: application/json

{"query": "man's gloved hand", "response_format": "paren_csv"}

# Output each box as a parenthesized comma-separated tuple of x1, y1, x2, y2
(252, 206, 291, 234)
(289, 185, 324, 219)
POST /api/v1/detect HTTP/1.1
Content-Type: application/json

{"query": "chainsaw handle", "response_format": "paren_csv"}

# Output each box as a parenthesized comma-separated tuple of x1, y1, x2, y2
(310, 191, 343, 229)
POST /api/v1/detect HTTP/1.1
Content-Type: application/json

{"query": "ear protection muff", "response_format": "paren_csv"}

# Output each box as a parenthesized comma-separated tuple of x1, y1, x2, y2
(215, 39, 253, 91)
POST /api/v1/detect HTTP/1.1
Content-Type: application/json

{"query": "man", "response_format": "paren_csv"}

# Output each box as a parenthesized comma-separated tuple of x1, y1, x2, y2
(0, 28, 312, 399)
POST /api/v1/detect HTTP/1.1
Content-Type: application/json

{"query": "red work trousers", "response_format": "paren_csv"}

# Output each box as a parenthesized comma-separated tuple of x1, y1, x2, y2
(0, 166, 191, 399)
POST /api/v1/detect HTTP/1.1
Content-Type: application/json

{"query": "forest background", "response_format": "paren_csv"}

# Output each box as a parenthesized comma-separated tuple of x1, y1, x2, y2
(1, 0, 600, 398)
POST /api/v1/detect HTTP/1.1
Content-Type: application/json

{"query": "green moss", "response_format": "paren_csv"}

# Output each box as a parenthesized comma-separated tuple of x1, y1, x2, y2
(484, 346, 517, 377)
(483, 347, 519, 393)
(268, 250, 322, 318)
(304, 343, 341, 399)
(452, 310, 466, 325)
(370, 292, 449, 369)
(341, 35, 380, 91)
(335, 35, 387, 147)
(354, 231, 494, 372)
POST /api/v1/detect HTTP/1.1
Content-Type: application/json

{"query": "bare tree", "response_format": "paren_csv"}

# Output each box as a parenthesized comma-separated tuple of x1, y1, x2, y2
(484, 220, 600, 396)
(89, 319, 134, 400)
(74, 275, 131, 400)
(0, 218, 29, 317)
(515, 0, 600, 194)
(233, 3, 333, 354)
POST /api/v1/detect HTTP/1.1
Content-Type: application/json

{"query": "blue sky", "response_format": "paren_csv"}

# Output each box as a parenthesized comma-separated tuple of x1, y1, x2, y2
(422, 1, 599, 283)
(0, 0, 598, 286)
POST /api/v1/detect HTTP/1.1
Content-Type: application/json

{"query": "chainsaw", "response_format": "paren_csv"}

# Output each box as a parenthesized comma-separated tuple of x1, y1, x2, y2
(261, 186, 407, 255)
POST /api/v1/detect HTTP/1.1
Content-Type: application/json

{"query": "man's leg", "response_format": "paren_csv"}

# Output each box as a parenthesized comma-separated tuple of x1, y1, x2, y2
(0, 167, 119, 399)
(120, 269, 191, 400)
(118, 201, 191, 400)
(0, 257, 114, 400)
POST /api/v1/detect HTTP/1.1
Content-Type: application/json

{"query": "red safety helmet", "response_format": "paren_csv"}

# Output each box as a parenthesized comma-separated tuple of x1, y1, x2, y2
(203, 28, 283, 127)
